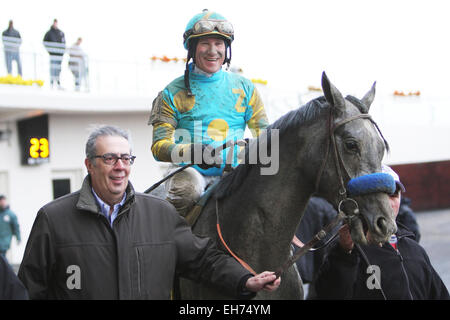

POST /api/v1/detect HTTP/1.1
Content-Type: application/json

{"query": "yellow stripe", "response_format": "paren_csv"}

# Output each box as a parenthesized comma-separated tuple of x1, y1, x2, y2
(248, 91, 257, 106)
(203, 11, 214, 20)
(155, 122, 174, 130)
(151, 140, 175, 162)
(151, 122, 176, 162)
(162, 101, 175, 117)
(251, 105, 264, 118)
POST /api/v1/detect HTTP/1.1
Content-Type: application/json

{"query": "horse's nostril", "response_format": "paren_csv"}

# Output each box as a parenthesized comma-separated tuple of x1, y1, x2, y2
(376, 216, 388, 234)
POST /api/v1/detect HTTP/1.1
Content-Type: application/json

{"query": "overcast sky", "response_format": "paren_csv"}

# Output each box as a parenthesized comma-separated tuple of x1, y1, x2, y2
(3, 0, 450, 97)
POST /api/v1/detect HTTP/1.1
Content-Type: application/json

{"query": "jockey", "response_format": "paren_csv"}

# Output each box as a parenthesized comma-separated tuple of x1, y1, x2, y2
(149, 9, 269, 216)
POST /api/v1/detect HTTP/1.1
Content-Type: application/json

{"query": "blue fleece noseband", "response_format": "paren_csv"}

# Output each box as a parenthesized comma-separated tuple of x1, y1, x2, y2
(347, 173, 395, 196)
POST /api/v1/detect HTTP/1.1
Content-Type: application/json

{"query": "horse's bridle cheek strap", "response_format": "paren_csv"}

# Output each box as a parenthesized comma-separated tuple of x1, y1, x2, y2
(314, 112, 374, 197)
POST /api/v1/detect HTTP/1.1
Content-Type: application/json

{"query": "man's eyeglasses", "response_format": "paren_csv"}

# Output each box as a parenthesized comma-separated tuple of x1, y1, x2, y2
(93, 153, 136, 166)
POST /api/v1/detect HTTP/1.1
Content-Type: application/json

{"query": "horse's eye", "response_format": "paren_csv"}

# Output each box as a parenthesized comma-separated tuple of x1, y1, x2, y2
(344, 140, 359, 153)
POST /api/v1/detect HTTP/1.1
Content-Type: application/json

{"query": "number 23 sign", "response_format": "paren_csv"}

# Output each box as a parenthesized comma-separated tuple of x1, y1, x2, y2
(29, 137, 49, 159)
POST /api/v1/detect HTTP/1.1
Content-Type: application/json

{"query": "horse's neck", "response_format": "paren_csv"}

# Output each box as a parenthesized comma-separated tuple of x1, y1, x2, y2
(249, 164, 312, 227)
(220, 164, 314, 264)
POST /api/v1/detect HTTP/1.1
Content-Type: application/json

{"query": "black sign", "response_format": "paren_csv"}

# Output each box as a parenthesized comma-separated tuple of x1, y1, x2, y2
(17, 114, 50, 165)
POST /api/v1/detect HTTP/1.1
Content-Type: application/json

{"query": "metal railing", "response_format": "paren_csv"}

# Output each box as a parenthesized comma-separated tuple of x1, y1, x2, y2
(1, 39, 185, 95)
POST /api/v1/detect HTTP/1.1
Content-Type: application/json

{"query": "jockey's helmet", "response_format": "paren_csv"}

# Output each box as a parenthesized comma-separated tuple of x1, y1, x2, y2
(183, 9, 234, 50)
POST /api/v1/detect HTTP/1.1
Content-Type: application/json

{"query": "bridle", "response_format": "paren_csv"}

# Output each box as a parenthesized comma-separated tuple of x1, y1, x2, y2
(214, 100, 389, 279)
(315, 110, 373, 202)
(273, 101, 389, 278)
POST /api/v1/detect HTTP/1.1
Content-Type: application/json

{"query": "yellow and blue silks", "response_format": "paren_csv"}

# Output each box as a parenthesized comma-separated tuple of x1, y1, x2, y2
(150, 64, 269, 176)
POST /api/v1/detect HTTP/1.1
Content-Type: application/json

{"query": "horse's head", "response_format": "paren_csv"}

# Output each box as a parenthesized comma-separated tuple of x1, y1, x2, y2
(309, 72, 396, 245)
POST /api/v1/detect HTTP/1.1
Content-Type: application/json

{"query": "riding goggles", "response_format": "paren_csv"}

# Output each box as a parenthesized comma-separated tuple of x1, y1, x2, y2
(184, 20, 234, 41)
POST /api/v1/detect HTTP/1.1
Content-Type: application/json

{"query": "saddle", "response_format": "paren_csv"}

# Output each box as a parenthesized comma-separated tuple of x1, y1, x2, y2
(185, 178, 221, 226)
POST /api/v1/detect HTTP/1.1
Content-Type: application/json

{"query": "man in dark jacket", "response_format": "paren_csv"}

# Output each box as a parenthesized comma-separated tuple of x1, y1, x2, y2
(0, 255, 28, 299)
(18, 125, 280, 299)
(397, 196, 421, 242)
(2, 20, 22, 76)
(295, 197, 341, 299)
(314, 166, 449, 300)
(43, 19, 65, 88)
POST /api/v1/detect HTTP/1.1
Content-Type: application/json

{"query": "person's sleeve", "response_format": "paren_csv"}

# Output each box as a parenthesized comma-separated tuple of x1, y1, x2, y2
(149, 91, 190, 163)
(246, 87, 269, 137)
(421, 249, 450, 300)
(314, 242, 360, 299)
(17, 209, 55, 299)
(0, 255, 28, 300)
(10, 212, 21, 242)
(173, 213, 256, 299)
(397, 202, 421, 242)
(429, 267, 450, 300)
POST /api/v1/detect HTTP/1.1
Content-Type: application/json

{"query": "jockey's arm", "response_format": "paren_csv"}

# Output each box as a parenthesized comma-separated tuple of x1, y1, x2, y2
(151, 121, 190, 162)
(149, 91, 188, 163)
(246, 88, 269, 137)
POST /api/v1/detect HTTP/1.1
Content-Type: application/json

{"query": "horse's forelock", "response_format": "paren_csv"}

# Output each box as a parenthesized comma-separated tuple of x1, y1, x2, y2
(345, 95, 368, 114)
(344, 95, 390, 154)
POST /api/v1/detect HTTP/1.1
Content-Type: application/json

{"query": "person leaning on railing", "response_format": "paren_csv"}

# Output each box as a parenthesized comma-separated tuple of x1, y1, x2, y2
(43, 19, 66, 88)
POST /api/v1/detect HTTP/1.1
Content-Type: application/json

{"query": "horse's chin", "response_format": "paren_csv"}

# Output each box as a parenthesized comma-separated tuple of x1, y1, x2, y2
(350, 216, 394, 246)
(350, 217, 368, 245)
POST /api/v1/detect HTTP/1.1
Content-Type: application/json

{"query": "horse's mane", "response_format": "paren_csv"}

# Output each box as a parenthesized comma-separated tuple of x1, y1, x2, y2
(213, 96, 330, 199)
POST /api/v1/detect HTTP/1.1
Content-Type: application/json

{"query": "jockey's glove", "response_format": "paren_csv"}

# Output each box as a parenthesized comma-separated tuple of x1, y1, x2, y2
(189, 143, 221, 170)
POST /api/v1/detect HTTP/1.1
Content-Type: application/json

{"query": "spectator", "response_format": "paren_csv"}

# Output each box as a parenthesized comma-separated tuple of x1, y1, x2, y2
(397, 196, 421, 242)
(2, 20, 22, 76)
(314, 165, 449, 299)
(0, 194, 21, 263)
(296, 170, 422, 299)
(0, 255, 28, 300)
(295, 197, 341, 299)
(68, 37, 88, 91)
(18, 125, 280, 299)
(43, 19, 65, 88)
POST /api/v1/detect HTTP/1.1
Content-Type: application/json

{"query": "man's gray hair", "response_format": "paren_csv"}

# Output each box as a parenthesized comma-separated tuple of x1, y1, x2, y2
(85, 125, 133, 161)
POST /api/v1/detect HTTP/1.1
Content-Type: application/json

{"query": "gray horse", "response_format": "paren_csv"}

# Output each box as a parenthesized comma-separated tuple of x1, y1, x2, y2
(174, 72, 397, 299)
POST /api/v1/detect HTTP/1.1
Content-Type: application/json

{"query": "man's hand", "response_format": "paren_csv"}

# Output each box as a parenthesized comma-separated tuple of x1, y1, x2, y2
(338, 224, 354, 253)
(245, 271, 281, 292)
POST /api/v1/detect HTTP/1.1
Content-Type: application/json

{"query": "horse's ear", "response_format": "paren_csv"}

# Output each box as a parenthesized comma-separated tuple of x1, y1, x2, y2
(321, 72, 345, 115)
(360, 81, 376, 113)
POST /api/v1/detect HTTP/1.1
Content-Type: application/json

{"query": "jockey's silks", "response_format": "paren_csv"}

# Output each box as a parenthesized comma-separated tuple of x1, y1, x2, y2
(150, 64, 269, 176)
